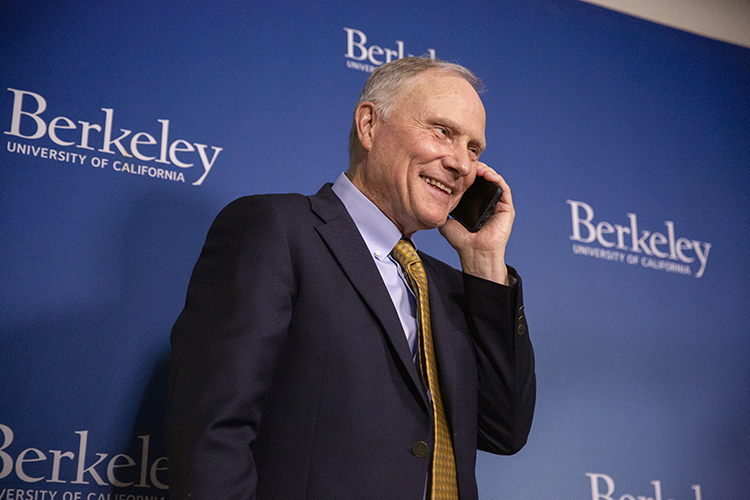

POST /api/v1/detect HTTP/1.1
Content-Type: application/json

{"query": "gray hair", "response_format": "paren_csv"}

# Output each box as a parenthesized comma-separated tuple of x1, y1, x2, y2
(348, 56, 483, 163)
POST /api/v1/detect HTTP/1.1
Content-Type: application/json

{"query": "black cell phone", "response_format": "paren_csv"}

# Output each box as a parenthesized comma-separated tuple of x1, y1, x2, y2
(450, 176, 503, 232)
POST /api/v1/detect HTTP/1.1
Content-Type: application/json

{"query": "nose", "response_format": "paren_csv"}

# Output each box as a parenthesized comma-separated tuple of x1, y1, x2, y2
(442, 143, 473, 178)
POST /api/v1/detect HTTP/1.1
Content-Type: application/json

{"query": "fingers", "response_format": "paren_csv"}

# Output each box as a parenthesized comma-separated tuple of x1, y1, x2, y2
(475, 163, 514, 216)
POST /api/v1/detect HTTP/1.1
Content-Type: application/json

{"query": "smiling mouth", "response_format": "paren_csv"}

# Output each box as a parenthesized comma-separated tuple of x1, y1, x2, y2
(420, 175, 452, 195)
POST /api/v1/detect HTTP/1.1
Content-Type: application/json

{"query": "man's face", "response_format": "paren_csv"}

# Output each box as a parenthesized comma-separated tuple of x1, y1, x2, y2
(353, 69, 487, 236)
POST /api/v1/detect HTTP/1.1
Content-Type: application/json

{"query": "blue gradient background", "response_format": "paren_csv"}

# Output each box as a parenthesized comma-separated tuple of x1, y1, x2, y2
(1, 1, 748, 498)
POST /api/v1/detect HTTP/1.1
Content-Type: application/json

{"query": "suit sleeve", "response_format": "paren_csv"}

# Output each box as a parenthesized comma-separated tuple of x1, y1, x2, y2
(463, 267, 536, 455)
(168, 196, 296, 500)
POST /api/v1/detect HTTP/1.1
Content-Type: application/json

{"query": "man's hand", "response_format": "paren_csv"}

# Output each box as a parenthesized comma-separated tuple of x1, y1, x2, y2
(439, 164, 515, 285)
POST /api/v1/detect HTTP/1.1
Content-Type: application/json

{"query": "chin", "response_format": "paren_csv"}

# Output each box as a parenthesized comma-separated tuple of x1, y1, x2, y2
(419, 214, 449, 231)
(409, 204, 450, 233)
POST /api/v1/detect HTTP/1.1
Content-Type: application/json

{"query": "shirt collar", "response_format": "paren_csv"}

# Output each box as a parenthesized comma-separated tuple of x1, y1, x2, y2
(331, 172, 405, 262)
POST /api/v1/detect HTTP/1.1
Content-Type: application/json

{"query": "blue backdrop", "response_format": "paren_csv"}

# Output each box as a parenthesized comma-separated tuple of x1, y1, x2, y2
(2, 1, 748, 499)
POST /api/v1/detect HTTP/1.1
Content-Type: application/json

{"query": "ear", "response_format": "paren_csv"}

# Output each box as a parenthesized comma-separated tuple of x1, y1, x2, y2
(354, 102, 377, 152)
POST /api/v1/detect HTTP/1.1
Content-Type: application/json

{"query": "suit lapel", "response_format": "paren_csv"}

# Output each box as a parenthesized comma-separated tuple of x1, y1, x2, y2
(309, 185, 428, 409)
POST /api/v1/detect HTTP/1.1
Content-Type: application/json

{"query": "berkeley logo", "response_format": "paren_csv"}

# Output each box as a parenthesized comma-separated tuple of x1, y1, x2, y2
(0, 423, 166, 497)
(5, 88, 222, 186)
(587, 473, 702, 500)
(567, 200, 711, 278)
(344, 27, 436, 73)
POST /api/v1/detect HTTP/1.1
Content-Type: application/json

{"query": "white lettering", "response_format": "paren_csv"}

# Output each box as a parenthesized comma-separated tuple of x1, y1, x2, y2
(130, 132, 157, 161)
(48, 116, 76, 146)
(0, 424, 14, 479)
(15, 448, 45, 482)
(47, 449, 74, 483)
(587, 473, 701, 500)
(168, 139, 194, 168)
(150, 456, 168, 490)
(193, 143, 223, 186)
(343, 27, 368, 60)
(368, 44, 384, 65)
(156, 119, 170, 164)
(1, 425, 171, 489)
(99, 108, 132, 157)
(567, 200, 596, 243)
(628, 213, 652, 254)
(107, 454, 136, 487)
(73, 431, 108, 485)
(649, 231, 669, 258)
(77, 120, 101, 150)
(675, 237, 694, 263)
(586, 472, 615, 500)
(596, 220, 615, 248)
(614, 223, 630, 250)
(136, 435, 149, 488)
(692, 240, 711, 278)
(651, 480, 663, 500)
(5, 89, 47, 139)
(4, 89, 221, 185)
(568, 200, 711, 278)
(691, 485, 702, 500)
(343, 27, 434, 69)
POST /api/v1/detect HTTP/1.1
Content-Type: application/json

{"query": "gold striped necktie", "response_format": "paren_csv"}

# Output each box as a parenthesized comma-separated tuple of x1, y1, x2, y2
(392, 238, 459, 500)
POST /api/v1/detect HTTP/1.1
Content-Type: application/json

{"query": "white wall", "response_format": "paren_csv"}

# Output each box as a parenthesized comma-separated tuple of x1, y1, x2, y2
(580, 0, 750, 48)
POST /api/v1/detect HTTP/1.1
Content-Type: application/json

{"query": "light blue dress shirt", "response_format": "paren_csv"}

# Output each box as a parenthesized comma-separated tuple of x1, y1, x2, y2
(332, 172, 419, 356)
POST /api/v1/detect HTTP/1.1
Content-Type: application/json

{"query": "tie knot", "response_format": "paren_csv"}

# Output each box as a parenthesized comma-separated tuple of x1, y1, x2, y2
(392, 238, 421, 268)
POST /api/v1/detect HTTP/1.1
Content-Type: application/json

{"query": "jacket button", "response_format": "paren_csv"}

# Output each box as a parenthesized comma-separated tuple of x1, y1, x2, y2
(412, 441, 429, 458)
(517, 319, 527, 336)
(517, 306, 527, 335)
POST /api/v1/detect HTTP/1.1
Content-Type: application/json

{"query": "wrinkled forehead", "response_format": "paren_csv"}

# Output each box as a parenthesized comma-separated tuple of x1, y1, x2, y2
(396, 69, 484, 113)
(394, 70, 487, 137)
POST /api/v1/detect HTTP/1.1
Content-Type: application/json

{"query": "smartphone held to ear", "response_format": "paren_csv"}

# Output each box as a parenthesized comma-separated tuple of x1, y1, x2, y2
(450, 176, 503, 232)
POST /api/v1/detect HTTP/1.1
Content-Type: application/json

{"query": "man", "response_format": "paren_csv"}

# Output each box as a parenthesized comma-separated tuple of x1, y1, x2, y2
(168, 56, 535, 499)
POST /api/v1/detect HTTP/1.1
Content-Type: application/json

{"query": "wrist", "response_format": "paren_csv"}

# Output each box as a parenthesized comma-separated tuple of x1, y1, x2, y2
(459, 252, 509, 285)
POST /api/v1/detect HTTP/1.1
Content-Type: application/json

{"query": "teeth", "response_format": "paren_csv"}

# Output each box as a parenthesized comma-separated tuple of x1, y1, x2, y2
(421, 176, 452, 195)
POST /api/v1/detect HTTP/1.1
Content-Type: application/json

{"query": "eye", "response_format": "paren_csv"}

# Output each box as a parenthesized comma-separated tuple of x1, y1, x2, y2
(435, 125, 448, 137)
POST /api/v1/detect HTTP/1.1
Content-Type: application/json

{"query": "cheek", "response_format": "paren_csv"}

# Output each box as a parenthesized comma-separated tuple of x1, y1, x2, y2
(416, 136, 442, 158)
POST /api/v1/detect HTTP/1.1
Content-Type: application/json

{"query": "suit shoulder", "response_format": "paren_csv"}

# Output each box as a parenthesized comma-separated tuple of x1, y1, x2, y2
(196, 194, 314, 258)
(211, 193, 312, 230)
(219, 193, 310, 219)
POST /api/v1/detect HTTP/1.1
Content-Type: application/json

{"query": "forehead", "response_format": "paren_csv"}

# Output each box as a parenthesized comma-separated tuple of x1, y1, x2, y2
(393, 69, 486, 128)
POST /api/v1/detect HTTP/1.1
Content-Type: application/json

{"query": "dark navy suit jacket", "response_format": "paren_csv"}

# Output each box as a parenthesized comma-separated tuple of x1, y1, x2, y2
(168, 183, 535, 499)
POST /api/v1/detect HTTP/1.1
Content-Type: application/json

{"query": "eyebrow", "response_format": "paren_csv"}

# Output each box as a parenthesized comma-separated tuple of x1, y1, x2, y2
(473, 137, 487, 154)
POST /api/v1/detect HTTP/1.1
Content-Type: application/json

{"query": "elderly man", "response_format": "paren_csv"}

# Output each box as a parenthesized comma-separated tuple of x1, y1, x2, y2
(168, 56, 535, 500)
